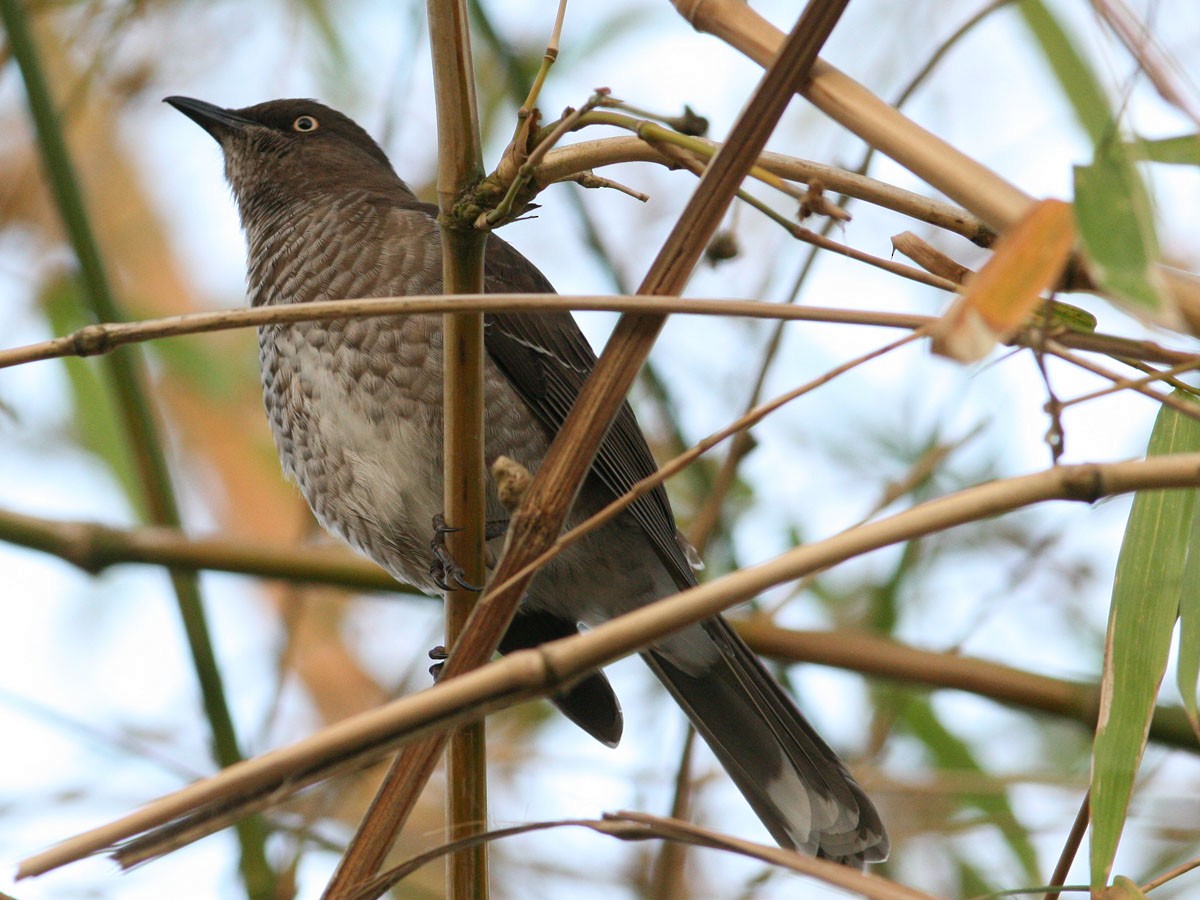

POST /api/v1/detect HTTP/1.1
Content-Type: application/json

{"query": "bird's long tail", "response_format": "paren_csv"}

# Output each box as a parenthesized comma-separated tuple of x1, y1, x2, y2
(641, 616, 888, 867)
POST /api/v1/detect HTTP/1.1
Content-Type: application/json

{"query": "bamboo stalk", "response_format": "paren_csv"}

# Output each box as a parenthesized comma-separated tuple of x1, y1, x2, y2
(321, 0, 491, 897)
(19, 452, 1200, 880)
(429, 1, 490, 893)
(2, 294, 1193, 372)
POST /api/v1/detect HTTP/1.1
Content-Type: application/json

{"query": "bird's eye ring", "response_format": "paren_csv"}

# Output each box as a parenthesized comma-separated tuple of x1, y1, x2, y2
(293, 115, 319, 133)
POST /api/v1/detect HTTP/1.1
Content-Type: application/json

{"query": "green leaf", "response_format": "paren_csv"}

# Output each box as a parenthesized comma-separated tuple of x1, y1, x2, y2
(41, 276, 143, 515)
(1091, 395, 1200, 886)
(1074, 141, 1166, 314)
(1101, 875, 1148, 899)
(1127, 134, 1200, 166)
(900, 696, 1041, 880)
(1018, 0, 1114, 145)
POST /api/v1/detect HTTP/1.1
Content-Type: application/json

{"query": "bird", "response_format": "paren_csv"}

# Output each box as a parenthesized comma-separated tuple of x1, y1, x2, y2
(165, 95, 888, 866)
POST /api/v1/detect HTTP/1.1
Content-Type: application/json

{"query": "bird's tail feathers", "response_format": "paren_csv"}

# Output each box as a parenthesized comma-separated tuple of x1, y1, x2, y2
(642, 617, 888, 867)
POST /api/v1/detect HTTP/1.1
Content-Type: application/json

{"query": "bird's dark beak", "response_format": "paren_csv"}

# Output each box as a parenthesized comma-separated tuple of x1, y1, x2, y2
(164, 96, 254, 141)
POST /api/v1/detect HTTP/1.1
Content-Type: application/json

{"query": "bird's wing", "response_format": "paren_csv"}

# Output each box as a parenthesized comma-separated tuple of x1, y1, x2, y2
(479, 234, 696, 589)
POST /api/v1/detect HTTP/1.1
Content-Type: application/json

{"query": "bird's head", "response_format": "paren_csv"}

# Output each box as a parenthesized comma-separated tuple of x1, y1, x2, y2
(165, 96, 405, 213)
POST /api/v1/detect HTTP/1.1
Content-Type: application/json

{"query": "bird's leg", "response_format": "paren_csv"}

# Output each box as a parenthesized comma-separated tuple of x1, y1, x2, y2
(428, 515, 512, 678)
(428, 514, 509, 591)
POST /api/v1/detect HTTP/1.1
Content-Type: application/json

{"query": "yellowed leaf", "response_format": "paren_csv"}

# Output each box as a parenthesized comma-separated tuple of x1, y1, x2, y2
(931, 198, 1076, 362)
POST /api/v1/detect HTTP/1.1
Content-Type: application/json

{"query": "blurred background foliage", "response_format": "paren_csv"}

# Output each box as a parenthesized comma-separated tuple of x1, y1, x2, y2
(1, 0, 1199, 898)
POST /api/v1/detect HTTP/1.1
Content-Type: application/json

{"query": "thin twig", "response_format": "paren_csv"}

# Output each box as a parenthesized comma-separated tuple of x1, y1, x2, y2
(498, 330, 925, 598)
(1042, 340, 1200, 422)
(1044, 790, 1089, 900)
(1055, 354, 1200, 410)
(1140, 854, 1200, 894)
(645, 137, 960, 290)
(546, 123, 996, 245)
(354, 811, 944, 900)
(4, 292, 1192, 372)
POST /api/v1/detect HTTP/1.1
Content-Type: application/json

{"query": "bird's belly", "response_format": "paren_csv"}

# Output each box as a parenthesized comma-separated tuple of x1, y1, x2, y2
(259, 316, 449, 590)
(257, 314, 563, 595)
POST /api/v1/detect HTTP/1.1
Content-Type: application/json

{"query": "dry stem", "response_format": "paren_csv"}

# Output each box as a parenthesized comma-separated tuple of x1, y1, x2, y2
(18, 453, 1200, 879)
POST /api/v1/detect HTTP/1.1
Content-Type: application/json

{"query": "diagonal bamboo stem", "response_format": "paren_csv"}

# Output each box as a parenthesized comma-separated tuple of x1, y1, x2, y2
(18, 452, 1200, 880)
(312, 2, 855, 892)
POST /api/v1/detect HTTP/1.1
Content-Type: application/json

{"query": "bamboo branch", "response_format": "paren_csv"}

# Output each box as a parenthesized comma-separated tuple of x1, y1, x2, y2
(0, 295, 922, 369)
(5, 293, 1191, 373)
(0, 506, 397, 591)
(670, 0, 1200, 330)
(353, 812, 944, 900)
(19, 453, 1200, 879)
(323, 0, 491, 897)
(538, 132, 997, 246)
(431, 0, 491, 891)
(735, 622, 1196, 750)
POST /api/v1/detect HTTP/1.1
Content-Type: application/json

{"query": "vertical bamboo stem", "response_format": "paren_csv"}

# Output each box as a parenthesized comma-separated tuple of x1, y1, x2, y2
(429, 0, 490, 895)
(321, 0, 489, 896)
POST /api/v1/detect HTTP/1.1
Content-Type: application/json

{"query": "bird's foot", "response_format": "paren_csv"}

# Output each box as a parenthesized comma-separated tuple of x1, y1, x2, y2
(428, 514, 508, 591)
(429, 515, 483, 591)
(428, 645, 448, 681)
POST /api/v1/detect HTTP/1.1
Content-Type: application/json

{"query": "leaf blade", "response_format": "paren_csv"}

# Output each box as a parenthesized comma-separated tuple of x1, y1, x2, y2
(1091, 396, 1200, 886)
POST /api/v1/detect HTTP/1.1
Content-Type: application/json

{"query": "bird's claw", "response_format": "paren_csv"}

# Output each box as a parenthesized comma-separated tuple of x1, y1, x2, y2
(429, 514, 483, 592)
(428, 645, 448, 681)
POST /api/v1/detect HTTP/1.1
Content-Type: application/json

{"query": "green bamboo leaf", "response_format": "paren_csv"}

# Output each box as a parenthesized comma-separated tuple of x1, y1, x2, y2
(1074, 141, 1166, 314)
(41, 276, 143, 515)
(1018, 0, 1113, 145)
(1091, 395, 1200, 887)
(1127, 134, 1200, 166)
(901, 696, 1040, 880)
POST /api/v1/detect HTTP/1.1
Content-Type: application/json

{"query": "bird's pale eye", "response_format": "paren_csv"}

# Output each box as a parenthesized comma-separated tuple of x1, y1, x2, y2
(292, 115, 319, 133)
